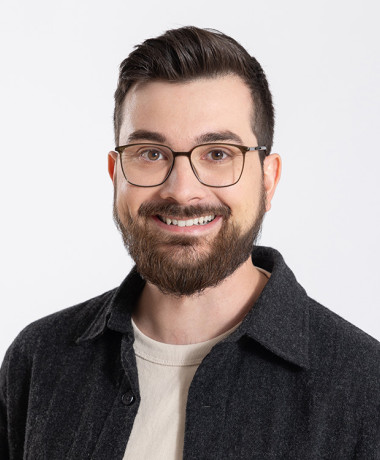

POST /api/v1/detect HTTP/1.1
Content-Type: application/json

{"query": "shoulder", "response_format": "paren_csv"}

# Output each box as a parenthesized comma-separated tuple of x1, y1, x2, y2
(307, 297, 380, 397)
(3, 288, 117, 365)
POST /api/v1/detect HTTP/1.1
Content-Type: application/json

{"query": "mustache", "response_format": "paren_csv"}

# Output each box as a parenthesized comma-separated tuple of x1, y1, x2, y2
(137, 202, 231, 219)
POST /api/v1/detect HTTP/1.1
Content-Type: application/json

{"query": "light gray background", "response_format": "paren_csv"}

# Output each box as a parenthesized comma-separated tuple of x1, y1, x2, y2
(1, 0, 379, 361)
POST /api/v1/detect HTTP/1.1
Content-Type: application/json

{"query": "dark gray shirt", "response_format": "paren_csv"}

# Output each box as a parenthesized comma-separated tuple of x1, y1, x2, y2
(1, 247, 379, 459)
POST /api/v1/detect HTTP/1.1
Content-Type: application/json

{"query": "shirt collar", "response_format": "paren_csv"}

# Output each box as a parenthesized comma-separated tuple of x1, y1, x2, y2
(76, 246, 309, 369)
(75, 266, 144, 343)
(224, 247, 310, 369)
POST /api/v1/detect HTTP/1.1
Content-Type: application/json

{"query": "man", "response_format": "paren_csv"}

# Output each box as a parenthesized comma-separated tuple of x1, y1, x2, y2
(0, 26, 379, 459)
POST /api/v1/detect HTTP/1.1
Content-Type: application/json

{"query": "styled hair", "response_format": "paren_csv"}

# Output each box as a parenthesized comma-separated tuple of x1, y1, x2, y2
(114, 26, 274, 156)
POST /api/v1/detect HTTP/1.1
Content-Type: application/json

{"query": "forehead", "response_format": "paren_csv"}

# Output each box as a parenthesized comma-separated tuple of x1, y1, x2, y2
(119, 75, 255, 146)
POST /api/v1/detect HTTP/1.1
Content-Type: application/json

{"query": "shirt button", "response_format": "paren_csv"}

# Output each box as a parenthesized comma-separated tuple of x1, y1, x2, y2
(122, 391, 135, 406)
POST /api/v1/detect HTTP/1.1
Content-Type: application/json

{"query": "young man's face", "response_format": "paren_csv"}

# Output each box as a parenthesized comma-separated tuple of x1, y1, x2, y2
(109, 75, 280, 295)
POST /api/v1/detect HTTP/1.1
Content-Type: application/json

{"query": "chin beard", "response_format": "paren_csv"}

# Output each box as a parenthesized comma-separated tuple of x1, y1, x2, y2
(113, 190, 266, 297)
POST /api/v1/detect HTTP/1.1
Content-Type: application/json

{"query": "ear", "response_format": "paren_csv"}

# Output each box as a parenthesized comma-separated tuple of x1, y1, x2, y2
(108, 151, 118, 182)
(263, 153, 282, 212)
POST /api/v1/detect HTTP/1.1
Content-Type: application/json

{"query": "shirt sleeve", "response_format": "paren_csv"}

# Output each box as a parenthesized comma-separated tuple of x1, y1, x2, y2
(0, 334, 32, 460)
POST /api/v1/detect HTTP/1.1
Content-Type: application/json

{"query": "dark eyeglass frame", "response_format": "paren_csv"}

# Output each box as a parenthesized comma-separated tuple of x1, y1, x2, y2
(114, 142, 268, 188)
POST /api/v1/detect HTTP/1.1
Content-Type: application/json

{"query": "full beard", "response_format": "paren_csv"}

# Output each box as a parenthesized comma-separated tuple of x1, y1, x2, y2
(113, 189, 266, 297)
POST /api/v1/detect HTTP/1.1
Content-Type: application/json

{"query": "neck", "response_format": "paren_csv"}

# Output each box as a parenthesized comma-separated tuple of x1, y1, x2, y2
(132, 257, 268, 344)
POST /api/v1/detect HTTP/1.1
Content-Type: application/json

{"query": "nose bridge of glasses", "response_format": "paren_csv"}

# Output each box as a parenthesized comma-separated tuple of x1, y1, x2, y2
(172, 151, 193, 159)
(167, 150, 201, 183)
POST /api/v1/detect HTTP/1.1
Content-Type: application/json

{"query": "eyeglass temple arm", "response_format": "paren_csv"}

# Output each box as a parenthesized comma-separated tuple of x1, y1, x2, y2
(247, 146, 267, 154)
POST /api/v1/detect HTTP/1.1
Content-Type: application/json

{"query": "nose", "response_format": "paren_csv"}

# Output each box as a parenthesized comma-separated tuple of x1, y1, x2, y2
(158, 155, 208, 204)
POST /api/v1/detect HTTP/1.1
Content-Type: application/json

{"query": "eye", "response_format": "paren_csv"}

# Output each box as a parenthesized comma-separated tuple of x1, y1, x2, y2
(139, 148, 166, 161)
(205, 148, 232, 161)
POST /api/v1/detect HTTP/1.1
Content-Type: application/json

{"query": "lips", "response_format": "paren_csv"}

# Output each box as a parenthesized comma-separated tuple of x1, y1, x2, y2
(157, 214, 216, 227)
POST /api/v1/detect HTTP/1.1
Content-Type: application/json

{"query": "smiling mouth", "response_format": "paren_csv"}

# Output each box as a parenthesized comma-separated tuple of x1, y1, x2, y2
(157, 214, 216, 227)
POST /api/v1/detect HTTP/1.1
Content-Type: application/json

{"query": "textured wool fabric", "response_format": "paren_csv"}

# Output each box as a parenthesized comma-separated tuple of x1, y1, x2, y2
(123, 320, 241, 459)
(1, 247, 380, 459)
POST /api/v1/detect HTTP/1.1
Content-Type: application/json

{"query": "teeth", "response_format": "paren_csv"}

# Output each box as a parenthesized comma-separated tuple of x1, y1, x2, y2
(159, 214, 215, 227)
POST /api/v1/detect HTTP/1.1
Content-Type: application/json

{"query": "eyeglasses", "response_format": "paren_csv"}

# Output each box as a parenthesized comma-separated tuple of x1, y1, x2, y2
(114, 143, 268, 188)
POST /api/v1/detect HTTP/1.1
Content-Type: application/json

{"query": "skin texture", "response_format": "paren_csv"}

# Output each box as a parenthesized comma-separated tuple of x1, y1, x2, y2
(108, 75, 281, 344)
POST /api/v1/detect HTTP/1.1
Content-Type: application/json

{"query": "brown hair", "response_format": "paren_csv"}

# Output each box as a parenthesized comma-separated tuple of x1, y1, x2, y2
(114, 26, 274, 156)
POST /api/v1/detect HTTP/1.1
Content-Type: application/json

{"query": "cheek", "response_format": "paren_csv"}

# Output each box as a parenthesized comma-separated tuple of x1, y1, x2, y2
(221, 171, 263, 227)
(115, 175, 157, 218)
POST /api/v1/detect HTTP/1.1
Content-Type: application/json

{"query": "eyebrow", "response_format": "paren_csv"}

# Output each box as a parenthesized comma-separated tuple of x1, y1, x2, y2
(124, 129, 244, 146)
(195, 131, 243, 145)
(126, 130, 166, 144)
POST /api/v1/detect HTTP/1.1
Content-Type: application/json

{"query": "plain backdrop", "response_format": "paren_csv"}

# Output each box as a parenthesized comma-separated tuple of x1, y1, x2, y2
(1, 0, 379, 362)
